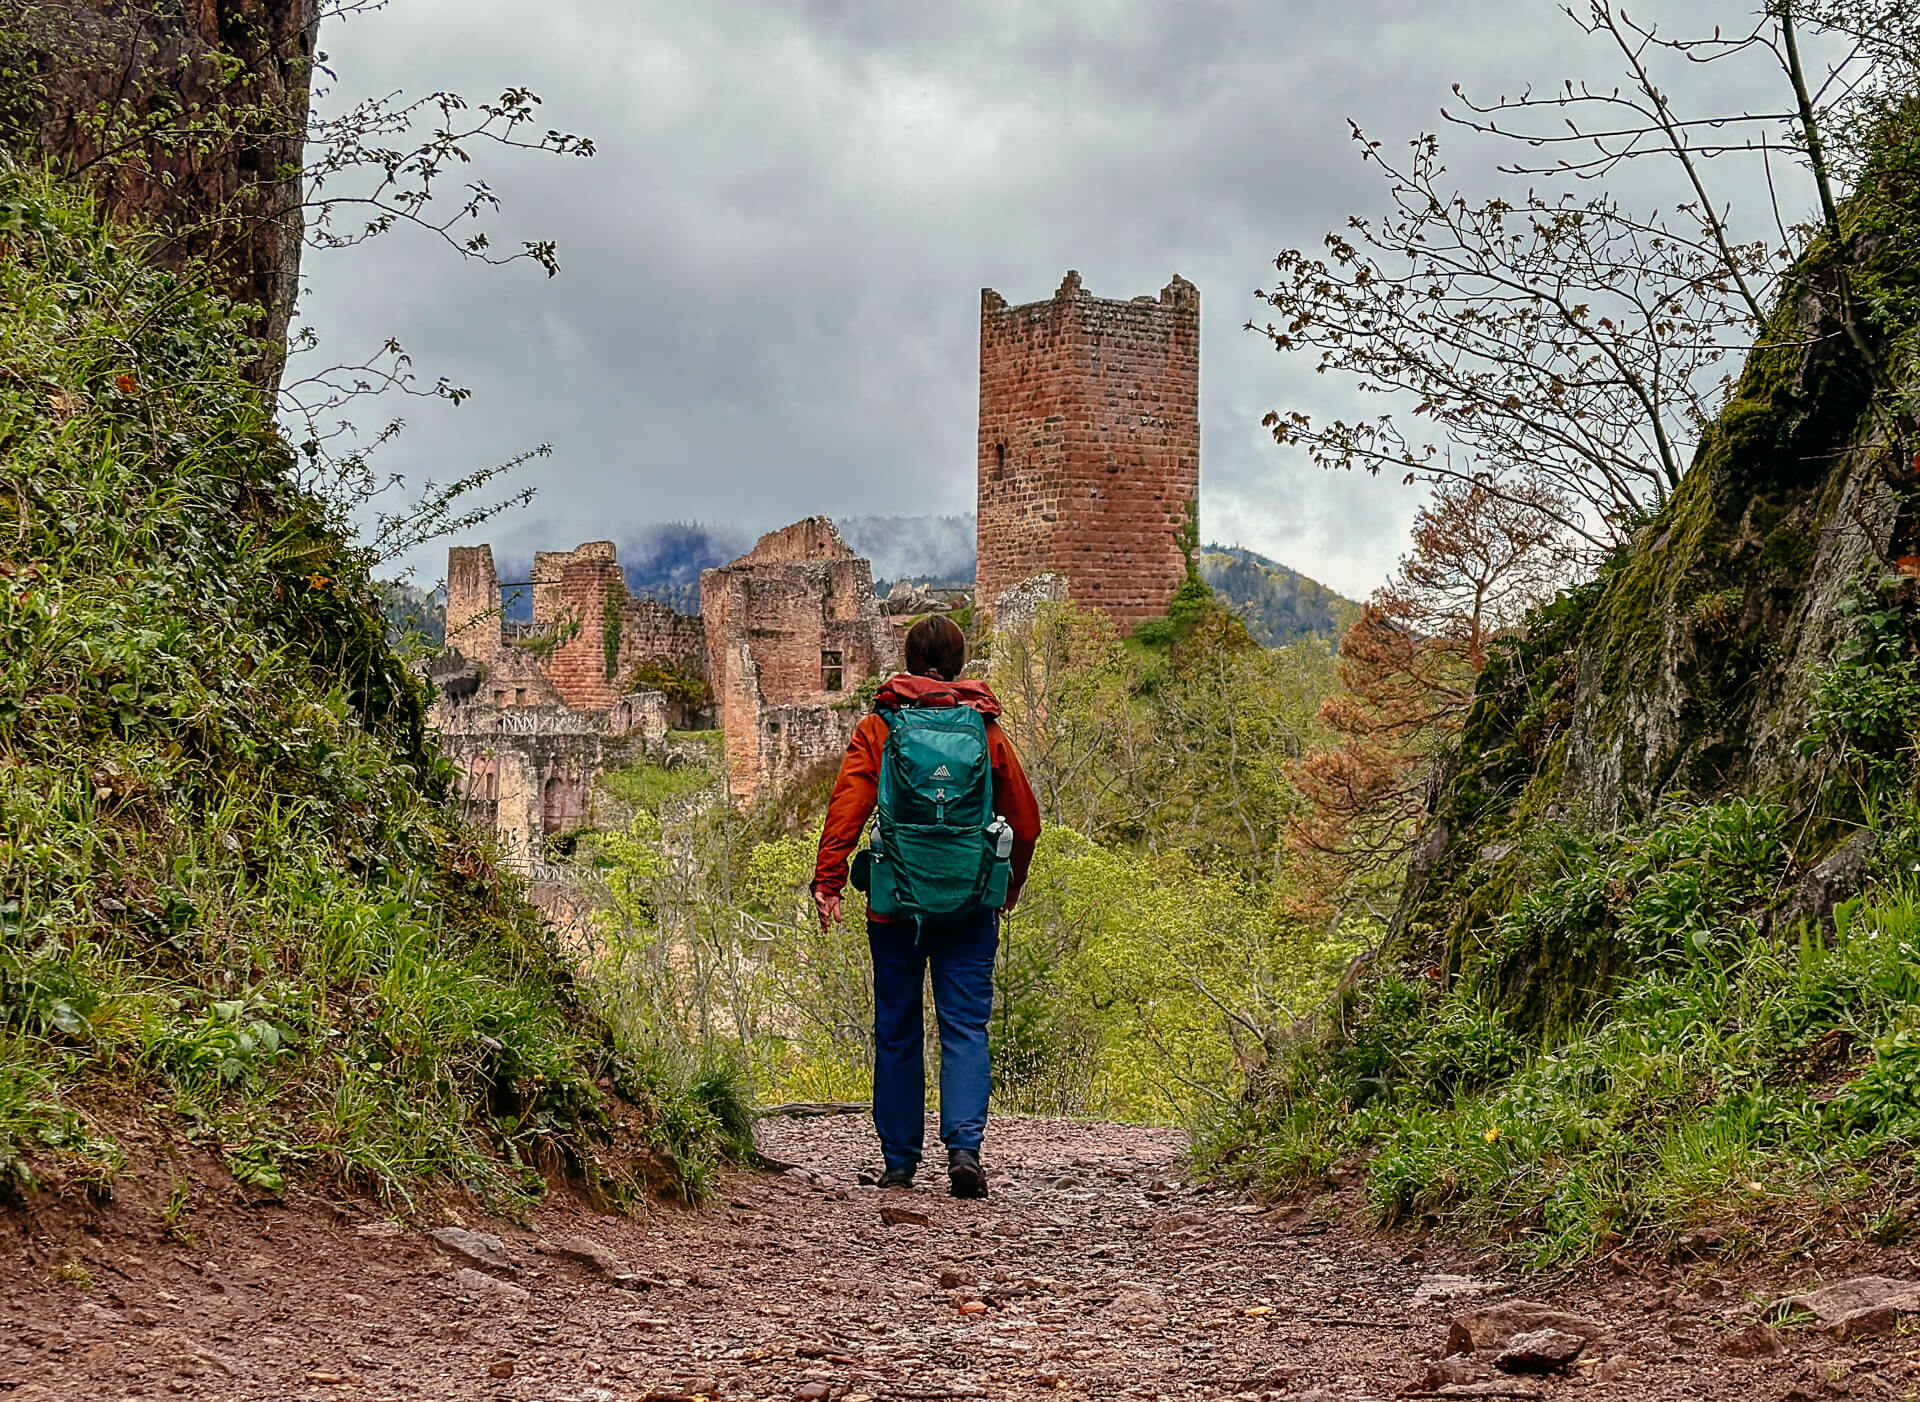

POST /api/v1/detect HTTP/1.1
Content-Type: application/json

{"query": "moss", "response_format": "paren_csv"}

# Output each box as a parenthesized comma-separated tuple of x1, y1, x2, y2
(1760, 520, 1816, 576)
(602, 583, 624, 682)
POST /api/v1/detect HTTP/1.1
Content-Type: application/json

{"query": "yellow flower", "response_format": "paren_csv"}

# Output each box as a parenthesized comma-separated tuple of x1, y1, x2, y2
(1483, 1127, 1501, 1143)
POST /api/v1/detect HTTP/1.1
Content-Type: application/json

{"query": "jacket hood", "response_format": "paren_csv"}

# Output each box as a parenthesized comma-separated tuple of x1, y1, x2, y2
(874, 673, 1003, 719)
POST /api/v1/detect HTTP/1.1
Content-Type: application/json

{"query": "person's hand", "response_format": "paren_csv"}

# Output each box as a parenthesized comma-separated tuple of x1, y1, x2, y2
(814, 887, 843, 930)
(1003, 886, 1021, 915)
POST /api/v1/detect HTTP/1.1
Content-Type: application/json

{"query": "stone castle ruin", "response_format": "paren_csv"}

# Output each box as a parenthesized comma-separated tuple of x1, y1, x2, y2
(977, 271, 1200, 625)
(430, 541, 687, 877)
(430, 520, 899, 868)
(701, 518, 901, 804)
(426, 270, 1198, 874)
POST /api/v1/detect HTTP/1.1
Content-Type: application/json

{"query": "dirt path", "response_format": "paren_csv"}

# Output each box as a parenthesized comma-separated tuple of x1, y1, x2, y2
(0, 1114, 1896, 1400)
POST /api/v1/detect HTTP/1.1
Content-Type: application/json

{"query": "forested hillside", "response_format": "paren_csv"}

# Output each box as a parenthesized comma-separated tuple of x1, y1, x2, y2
(1199, 546, 1358, 645)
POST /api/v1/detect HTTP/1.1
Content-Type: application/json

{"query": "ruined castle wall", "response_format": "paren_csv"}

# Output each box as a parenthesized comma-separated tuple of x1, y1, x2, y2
(977, 271, 1200, 625)
(757, 700, 865, 798)
(532, 541, 617, 626)
(745, 517, 854, 565)
(613, 596, 709, 682)
(701, 518, 901, 802)
(446, 544, 503, 659)
(477, 656, 564, 711)
(436, 693, 670, 869)
(540, 556, 628, 712)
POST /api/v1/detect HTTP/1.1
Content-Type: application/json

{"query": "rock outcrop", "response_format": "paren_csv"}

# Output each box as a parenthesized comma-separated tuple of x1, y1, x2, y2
(1392, 132, 1920, 1024)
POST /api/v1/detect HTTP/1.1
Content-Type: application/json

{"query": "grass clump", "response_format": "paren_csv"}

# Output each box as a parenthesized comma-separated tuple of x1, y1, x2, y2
(601, 757, 715, 816)
(0, 169, 745, 1207)
(1208, 798, 1920, 1262)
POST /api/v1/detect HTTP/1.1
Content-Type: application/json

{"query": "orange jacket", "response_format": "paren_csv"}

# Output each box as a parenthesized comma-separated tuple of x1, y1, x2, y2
(814, 674, 1041, 915)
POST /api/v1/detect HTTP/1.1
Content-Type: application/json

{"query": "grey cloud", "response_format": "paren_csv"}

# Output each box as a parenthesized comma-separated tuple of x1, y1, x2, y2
(299, 0, 1795, 601)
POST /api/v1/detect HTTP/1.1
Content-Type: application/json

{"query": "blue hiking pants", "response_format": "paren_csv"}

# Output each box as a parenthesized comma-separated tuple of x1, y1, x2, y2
(868, 908, 999, 1171)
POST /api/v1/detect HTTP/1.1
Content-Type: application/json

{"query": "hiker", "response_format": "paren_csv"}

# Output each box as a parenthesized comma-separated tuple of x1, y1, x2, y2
(813, 615, 1041, 1200)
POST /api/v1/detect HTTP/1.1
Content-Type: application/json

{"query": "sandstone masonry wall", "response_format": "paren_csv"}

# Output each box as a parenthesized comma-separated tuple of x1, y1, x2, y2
(446, 544, 504, 660)
(977, 271, 1200, 625)
(434, 694, 670, 870)
(431, 539, 702, 874)
(701, 517, 901, 802)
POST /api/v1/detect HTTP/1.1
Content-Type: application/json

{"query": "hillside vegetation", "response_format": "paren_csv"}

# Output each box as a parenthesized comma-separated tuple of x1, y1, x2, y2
(1207, 107, 1920, 1261)
(0, 172, 745, 1209)
(572, 586, 1368, 1122)
(1199, 546, 1358, 646)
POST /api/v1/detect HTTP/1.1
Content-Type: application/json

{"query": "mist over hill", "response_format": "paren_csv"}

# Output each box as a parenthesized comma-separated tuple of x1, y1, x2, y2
(481, 516, 975, 619)
(838, 515, 976, 590)
(428, 518, 1356, 646)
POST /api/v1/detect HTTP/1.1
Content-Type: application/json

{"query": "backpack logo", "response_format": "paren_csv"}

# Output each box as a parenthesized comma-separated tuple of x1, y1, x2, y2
(931, 764, 952, 779)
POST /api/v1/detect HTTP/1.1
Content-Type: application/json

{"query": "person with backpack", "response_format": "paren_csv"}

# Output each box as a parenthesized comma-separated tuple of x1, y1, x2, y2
(813, 615, 1041, 1200)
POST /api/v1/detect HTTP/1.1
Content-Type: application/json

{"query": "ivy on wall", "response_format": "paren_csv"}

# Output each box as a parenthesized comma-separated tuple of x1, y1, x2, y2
(603, 584, 624, 681)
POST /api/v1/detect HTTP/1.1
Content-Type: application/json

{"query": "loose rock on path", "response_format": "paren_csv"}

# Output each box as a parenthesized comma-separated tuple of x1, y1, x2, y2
(0, 1114, 1909, 1399)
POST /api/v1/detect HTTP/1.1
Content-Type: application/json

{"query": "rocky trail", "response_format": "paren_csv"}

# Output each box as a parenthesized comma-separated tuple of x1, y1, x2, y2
(3, 1114, 1917, 1401)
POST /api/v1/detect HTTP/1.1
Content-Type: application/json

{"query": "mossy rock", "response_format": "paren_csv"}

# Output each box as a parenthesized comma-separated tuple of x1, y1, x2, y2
(1389, 131, 1920, 1025)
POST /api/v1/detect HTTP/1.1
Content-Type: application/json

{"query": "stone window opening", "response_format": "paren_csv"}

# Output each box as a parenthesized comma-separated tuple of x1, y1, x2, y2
(822, 649, 844, 692)
(994, 442, 1007, 479)
(514, 688, 526, 706)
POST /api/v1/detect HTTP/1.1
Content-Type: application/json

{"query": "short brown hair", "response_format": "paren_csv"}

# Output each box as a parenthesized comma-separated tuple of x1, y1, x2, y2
(904, 615, 968, 681)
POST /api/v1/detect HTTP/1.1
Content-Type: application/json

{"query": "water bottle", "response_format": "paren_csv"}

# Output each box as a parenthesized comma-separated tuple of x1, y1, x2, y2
(987, 815, 1013, 860)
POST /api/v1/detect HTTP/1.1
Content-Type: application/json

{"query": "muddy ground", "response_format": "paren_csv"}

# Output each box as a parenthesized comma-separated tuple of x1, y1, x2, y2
(1, 1113, 1916, 1400)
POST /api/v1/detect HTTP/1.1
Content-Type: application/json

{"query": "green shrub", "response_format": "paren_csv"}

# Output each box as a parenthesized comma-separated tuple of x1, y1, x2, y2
(1207, 799, 1920, 1261)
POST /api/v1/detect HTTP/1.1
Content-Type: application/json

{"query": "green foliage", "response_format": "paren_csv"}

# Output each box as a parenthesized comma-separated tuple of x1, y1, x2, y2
(0, 170, 740, 1206)
(1805, 584, 1920, 812)
(1199, 547, 1361, 647)
(602, 582, 624, 681)
(601, 759, 715, 817)
(996, 599, 1338, 872)
(1209, 800, 1920, 1261)
(1008, 828, 1363, 1121)
(626, 658, 714, 710)
(611, 1040, 755, 1202)
(374, 580, 445, 649)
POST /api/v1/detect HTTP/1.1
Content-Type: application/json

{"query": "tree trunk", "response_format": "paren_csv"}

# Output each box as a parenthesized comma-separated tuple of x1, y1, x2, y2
(1, 0, 318, 383)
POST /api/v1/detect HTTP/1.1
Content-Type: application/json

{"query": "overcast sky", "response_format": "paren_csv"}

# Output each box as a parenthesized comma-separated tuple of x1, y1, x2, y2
(298, 0, 1805, 601)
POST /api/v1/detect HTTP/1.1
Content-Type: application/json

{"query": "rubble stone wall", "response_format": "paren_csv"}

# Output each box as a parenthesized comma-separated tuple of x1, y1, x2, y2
(977, 271, 1200, 625)
(431, 536, 700, 875)
(701, 518, 901, 802)
(434, 695, 670, 869)
(532, 541, 617, 625)
(446, 544, 504, 660)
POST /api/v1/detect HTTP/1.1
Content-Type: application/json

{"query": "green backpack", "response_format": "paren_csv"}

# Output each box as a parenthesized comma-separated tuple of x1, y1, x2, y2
(851, 703, 1012, 920)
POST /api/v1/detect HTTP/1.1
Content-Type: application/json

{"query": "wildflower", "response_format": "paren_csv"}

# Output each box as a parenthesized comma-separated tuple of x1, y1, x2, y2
(1483, 1127, 1501, 1143)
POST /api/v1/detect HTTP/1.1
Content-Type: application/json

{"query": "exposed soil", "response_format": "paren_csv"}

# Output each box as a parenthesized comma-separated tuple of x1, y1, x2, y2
(2, 1113, 1917, 1401)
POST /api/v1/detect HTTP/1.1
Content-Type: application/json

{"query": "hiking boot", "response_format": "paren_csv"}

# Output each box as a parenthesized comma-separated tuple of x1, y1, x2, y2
(948, 1149, 988, 1200)
(876, 1165, 915, 1190)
